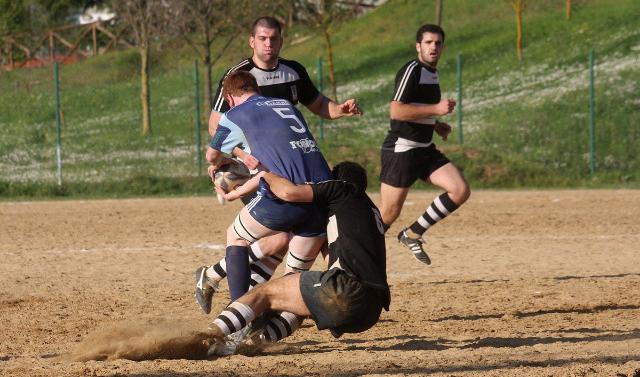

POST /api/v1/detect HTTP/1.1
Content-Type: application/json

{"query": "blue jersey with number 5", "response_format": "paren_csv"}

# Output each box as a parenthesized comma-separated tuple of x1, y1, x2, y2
(210, 95, 331, 184)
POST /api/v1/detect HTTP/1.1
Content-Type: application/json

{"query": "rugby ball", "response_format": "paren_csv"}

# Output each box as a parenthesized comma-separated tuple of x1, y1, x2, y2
(214, 160, 251, 193)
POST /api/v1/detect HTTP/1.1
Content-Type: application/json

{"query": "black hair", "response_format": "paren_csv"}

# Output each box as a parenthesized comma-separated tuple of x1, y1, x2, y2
(251, 16, 282, 36)
(416, 24, 445, 43)
(332, 161, 367, 192)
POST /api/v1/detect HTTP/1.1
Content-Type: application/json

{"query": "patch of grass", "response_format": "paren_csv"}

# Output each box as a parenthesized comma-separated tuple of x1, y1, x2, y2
(1, 0, 638, 199)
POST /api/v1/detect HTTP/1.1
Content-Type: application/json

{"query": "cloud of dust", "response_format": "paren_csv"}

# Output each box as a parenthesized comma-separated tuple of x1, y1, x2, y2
(67, 319, 213, 361)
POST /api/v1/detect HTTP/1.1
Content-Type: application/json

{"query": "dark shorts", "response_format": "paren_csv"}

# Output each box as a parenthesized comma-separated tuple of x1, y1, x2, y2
(300, 268, 383, 338)
(246, 192, 326, 237)
(379, 145, 450, 188)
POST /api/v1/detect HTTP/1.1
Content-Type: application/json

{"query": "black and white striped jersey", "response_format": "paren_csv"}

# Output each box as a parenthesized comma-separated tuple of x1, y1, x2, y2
(382, 59, 442, 151)
(211, 57, 320, 113)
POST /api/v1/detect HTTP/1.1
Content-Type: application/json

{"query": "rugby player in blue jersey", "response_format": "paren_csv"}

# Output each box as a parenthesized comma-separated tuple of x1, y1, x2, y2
(196, 71, 333, 346)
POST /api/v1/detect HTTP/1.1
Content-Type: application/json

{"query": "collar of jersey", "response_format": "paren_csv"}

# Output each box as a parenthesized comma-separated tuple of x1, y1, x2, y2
(249, 57, 281, 72)
(415, 59, 438, 73)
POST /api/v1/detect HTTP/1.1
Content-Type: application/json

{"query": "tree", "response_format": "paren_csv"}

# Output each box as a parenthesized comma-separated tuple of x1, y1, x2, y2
(435, 0, 443, 26)
(566, 0, 571, 20)
(511, 0, 524, 62)
(111, 0, 159, 135)
(299, 0, 357, 101)
(166, 0, 281, 113)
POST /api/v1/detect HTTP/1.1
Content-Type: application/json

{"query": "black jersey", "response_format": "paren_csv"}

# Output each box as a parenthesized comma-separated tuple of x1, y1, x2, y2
(211, 57, 320, 113)
(311, 180, 390, 309)
(382, 59, 442, 151)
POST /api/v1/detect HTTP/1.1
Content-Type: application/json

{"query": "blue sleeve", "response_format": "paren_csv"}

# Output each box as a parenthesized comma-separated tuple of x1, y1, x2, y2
(208, 114, 250, 154)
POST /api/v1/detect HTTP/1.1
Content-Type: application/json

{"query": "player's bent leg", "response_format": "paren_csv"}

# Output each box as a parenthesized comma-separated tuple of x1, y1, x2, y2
(399, 163, 470, 266)
(225, 207, 282, 301)
(284, 235, 326, 274)
(427, 162, 470, 206)
(379, 183, 410, 229)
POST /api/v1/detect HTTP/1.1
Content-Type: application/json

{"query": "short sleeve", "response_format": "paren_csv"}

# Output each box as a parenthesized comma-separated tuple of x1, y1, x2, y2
(391, 62, 418, 103)
(209, 114, 249, 154)
(211, 69, 231, 113)
(311, 181, 353, 207)
(290, 61, 320, 106)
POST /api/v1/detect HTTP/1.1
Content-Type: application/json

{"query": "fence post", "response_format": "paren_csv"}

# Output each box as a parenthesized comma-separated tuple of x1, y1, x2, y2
(456, 53, 463, 145)
(588, 49, 596, 175)
(54, 62, 63, 186)
(317, 57, 324, 140)
(193, 60, 203, 175)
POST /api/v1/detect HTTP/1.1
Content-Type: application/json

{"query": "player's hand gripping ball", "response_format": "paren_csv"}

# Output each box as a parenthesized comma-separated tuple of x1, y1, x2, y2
(212, 160, 251, 193)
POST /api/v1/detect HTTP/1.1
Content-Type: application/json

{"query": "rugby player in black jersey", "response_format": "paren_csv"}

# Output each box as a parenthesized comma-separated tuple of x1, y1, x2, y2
(208, 16, 362, 143)
(379, 24, 470, 265)
(195, 17, 362, 318)
(203, 162, 390, 351)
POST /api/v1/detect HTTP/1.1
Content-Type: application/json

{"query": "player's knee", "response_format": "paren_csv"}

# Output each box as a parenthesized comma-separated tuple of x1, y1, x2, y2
(451, 182, 471, 205)
(381, 203, 402, 225)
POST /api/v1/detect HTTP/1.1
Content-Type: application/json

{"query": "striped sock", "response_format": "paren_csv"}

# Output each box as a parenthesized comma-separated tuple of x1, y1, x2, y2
(249, 252, 283, 289)
(262, 312, 302, 342)
(206, 259, 227, 282)
(207, 242, 279, 285)
(211, 301, 256, 336)
(410, 192, 459, 235)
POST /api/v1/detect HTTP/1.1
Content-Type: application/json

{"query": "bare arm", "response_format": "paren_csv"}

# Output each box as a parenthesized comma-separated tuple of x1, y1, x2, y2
(262, 172, 314, 203)
(206, 146, 223, 167)
(389, 99, 456, 122)
(215, 171, 265, 202)
(305, 94, 363, 120)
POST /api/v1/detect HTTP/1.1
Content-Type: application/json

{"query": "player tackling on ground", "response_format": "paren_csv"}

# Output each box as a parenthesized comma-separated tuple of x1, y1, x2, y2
(379, 24, 470, 265)
(203, 162, 390, 352)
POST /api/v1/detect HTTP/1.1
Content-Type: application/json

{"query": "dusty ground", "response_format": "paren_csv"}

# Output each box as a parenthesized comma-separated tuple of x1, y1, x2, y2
(1, 190, 639, 377)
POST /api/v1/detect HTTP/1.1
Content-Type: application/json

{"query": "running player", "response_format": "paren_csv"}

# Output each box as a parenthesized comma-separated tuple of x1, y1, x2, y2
(205, 162, 390, 353)
(379, 24, 470, 265)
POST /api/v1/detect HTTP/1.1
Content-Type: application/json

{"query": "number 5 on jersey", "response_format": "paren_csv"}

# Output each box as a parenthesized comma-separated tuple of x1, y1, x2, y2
(272, 107, 306, 133)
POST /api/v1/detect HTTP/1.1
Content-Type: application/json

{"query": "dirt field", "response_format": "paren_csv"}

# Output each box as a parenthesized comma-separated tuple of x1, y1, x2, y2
(1, 190, 639, 377)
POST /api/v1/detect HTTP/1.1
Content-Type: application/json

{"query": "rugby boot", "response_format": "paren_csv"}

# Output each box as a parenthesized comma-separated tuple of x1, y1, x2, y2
(195, 266, 219, 314)
(397, 228, 431, 265)
(207, 323, 253, 357)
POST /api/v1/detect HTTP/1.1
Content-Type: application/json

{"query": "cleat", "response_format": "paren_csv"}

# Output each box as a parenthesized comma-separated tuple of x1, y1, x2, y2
(207, 324, 253, 357)
(195, 266, 218, 314)
(397, 229, 431, 265)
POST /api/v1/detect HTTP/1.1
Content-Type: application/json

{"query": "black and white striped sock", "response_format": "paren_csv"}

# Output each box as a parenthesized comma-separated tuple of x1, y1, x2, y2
(207, 242, 282, 285)
(261, 311, 302, 342)
(206, 258, 227, 282)
(410, 192, 459, 235)
(211, 301, 256, 336)
(250, 253, 283, 288)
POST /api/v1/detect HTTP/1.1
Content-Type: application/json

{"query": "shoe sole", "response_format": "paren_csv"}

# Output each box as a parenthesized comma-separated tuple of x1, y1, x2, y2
(412, 249, 431, 265)
(195, 267, 213, 314)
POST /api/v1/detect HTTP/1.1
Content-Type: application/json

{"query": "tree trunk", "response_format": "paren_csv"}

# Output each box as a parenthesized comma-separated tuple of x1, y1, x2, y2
(204, 51, 212, 113)
(566, 0, 571, 20)
(435, 0, 443, 26)
(140, 44, 151, 135)
(323, 28, 337, 102)
(513, 0, 524, 62)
